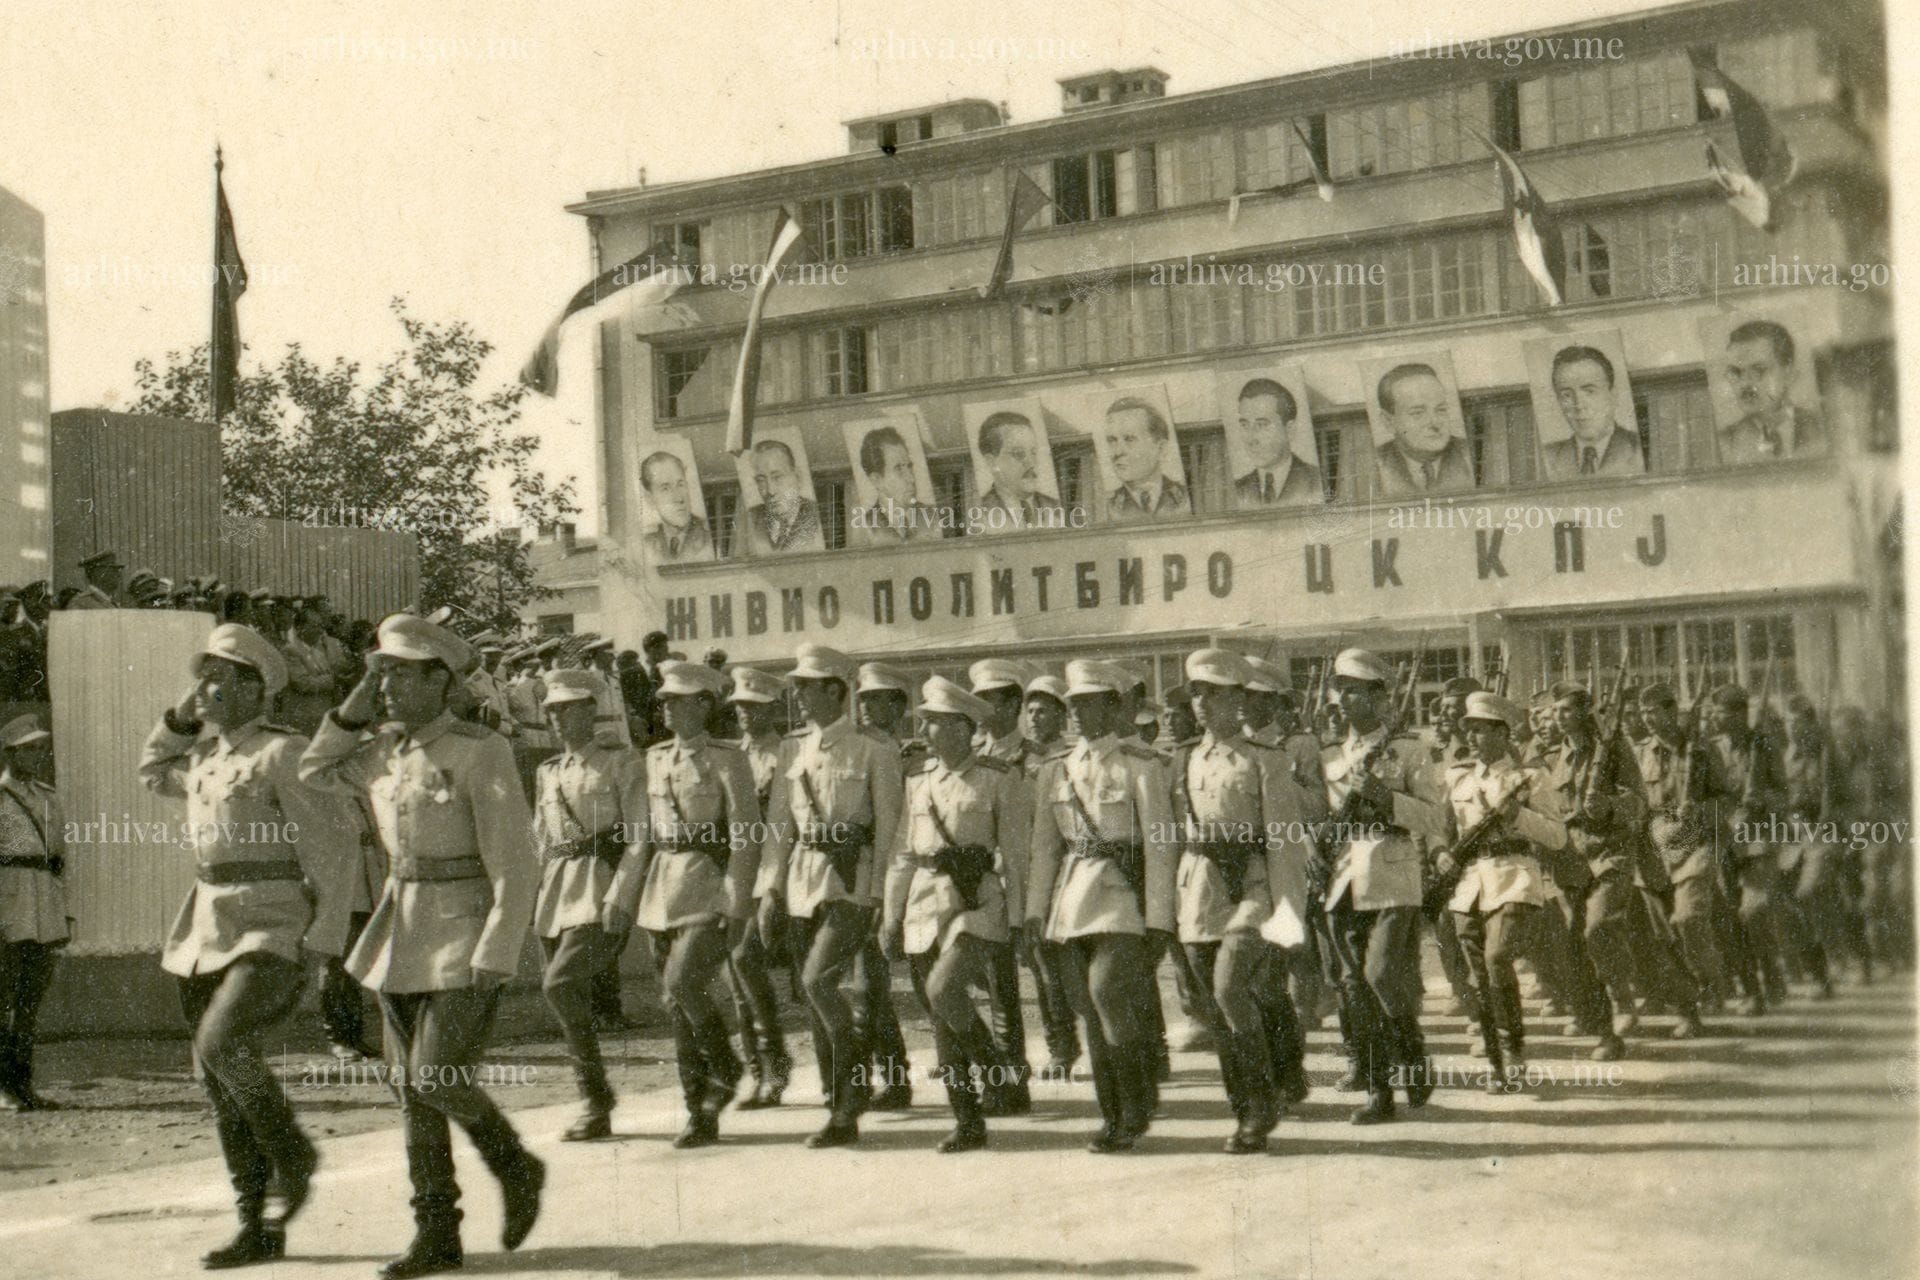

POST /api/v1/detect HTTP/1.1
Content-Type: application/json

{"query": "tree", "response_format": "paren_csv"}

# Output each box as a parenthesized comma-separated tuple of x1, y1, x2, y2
(130, 298, 577, 631)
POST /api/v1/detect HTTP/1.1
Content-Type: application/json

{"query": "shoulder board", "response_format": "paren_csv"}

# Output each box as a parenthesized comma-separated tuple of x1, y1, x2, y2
(1176, 734, 1202, 749)
(446, 720, 495, 740)
(971, 755, 1011, 772)
(258, 722, 299, 734)
(1117, 741, 1159, 760)
(537, 753, 563, 769)
(647, 738, 675, 752)
(784, 728, 811, 740)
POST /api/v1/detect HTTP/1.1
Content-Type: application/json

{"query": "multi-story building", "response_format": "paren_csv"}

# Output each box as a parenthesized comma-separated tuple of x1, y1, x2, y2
(0, 185, 51, 586)
(520, 522, 605, 638)
(567, 0, 1896, 717)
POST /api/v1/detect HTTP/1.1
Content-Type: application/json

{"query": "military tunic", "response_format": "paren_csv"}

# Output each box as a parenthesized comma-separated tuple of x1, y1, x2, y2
(1027, 734, 1177, 939)
(883, 754, 1030, 954)
(1443, 755, 1565, 914)
(1638, 733, 1714, 883)
(1172, 733, 1280, 944)
(1321, 727, 1444, 912)
(0, 773, 68, 945)
(761, 716, 903, 918)
(612, 734, 760, 930)
(531, 741, 647, 937)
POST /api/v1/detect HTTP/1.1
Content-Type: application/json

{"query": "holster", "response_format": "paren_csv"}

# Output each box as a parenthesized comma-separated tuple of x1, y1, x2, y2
(930, 844, 995, 910)
(805, 821, 872, 893)
(1189, 838, 1259, 902)
(1076, 838, 1146, 910)
(656, 822, 730, 873)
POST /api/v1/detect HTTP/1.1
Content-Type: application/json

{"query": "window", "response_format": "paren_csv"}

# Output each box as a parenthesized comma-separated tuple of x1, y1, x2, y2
(1053, 443, 1094, 519)
(878, 121, 898, 151)
(1313, 418, 1350, 501)
(1293, 233, 1495, 338)
(1167, 280, 1242, 354)
(873, 305, 1011, 391)
(656, 346, 712, 420)
(1238, 116, 1325, 192)
(537, 615, 574, 636)
(1157, 132, 1232, 207)
(811, 326, 871, 396)
(1177, 429, 1230, 514)
(800, 186, 913, 260)
(1465, 398, 1529, 487)
(653, 220, 703, 261)
(1518, 50, 1696, 149)
(1328, 85, 1488, 180)
(1052, 147, 1152, 222)
(817, 477, 849, 551)
(1507, 198, 1765, 308)
(929, 461, 970, 539)
(1634, 378, 1712, 473)
(1534, 610, 1799, 703)
(704, 486, 740, 559)
(878, 186, 915, 252)
(917, 169, 1003, 246)
(1713, 31, 1832, 110)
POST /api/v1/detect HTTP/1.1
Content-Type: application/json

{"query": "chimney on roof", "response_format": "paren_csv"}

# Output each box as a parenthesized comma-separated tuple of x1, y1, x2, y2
(1058, 67, 1169, 114)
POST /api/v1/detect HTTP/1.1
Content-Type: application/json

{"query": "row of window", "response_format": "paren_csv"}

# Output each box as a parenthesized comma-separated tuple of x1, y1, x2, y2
(655, 31, 1835, 270)
(1530, 611, 1801, 705)
(653, 193, 1786, 421)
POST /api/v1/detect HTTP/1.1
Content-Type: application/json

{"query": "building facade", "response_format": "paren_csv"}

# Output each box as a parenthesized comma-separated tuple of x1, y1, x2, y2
(569, 0, 1897, 718)
(0, 185, 51, 586)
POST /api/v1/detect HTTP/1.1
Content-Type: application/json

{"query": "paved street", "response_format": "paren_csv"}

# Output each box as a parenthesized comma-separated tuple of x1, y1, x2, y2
(1, 979, 1913, 1280)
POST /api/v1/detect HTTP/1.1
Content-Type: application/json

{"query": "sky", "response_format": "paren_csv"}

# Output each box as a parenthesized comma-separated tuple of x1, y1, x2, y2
(0, 0, 1768, 531)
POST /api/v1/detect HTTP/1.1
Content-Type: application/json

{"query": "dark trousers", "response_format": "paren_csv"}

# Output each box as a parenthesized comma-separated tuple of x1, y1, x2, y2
(646, 922, 740, 1112)
(727, 923, 790, 1076)
(178, 954, 312, 1211)
(852, 933, 911, 1091)
(1453, 903, 1538, 1062)
(1255, 943, 1309, 1096)
(1545, 886, 1619, 1031)
(1580, 872, 1651, 1009)
(908, 936, 1001, 1124)
(1430, 909, 1481, 1012)
(1030, 938, 1082, 1066)
(319, 911, 373, 1049)
(984, 936, 1030, 1084)
(1059, 932, 1153, 1134)
(792, 901, 871, 1119)
(589, 926, 630, 1021)
(1183, 934, 1276, 1118)
(0, 939, 60, 1099)
(541, 924, 618, 1108)
(379, 986, 530, 1228)
(1325, 901, 1425, 1093)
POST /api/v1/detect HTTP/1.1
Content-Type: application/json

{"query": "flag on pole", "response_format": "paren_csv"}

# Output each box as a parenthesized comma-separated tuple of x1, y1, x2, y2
(210, 147, 248, 423)
(519, 239, 689, 396)
(979, 170, 1052, 301)
(1688, 46, 1795, 231)
(1291, 121, 1335, 203)
(1490, 141, 1567, 306)
(723, 208, 810, 456)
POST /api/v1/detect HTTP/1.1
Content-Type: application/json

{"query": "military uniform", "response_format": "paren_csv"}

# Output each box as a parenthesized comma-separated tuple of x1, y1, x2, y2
(317, 796, 386, 1058)
(1638, 724, 1731, 1001)
(1026, 660, 1177, 1151)
(1017, 695, 1082, 1078)
(726, 672, 794, 1106)
(1696, 712, 1787, 1008)
(883, 677, 1031, 1149)
(0, 735, 68, 1111)
(1779, 727, 1844, 993)
(299, 615, 542, 1269)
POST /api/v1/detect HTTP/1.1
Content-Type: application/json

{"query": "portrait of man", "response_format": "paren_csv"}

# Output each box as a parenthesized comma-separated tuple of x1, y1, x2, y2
(1095, 392, 1191, 523)
(1531, 339, 1646, 481)
(738, 430, 825, 556)
(1367, 358, 1475, 499)
(847, 420, 939, 546)
(970, 406, 1066, 535)
(637, 446, 714, 564)
(1711, 317, 1828, 463)
(1223, 372, 1322, 508)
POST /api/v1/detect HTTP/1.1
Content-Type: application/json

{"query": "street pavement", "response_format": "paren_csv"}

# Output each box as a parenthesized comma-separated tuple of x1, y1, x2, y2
(0, 979, 1913, 1280)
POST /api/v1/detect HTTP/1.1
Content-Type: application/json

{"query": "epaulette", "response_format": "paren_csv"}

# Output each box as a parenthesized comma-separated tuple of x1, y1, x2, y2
(971, 755, 1012, 772)
(446, 720, 495, 739)
(259, 722, 299, 734)
(1117, 740, 1159, 760)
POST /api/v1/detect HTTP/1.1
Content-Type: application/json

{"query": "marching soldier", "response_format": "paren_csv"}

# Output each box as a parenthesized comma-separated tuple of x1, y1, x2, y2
(1021, 672, 1081, 1079)
(607, 661, 760, 1147)
(881, 676, 1030, 1151)
(848, 661, 919, 1110)
(300, 614, 543, 1280)
(1432, 693, 1569, 1088)
(1420, 677, 1488, 1025)
(1780, 694, 1845, 997)
(0, 715, 68, 1113)
(726, 666, 794, 1108)
(758, 644, 904, 1148)
(1312, 648, 1442, 1124)
(1026, 659, 1177, 1153)
(528, 670, 647, 1141)
(1636, 683, 1732, 1008)
(139, 625, 342, 1268)
(1697, 683, 1786, 1015)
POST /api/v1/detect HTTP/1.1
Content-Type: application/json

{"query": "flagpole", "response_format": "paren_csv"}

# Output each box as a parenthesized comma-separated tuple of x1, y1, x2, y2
(211, 143, 223, 425)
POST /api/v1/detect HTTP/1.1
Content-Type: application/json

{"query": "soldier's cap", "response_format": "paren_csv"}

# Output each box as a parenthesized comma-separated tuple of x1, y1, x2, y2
(1162, 683, 1190, 705)
(1331, 648, 1391, 685)
(1184, 648, 1253, 689)
(0, 714, 50, 749)
(542, 668, 601, 707)
(1441, 676, 1483, 699)
(374, 613, 473, 675)
(78, 550, 122, 571)
(702, 647, 728, 665)
(790, 643, 854, 684)
(917, 675, 991, 724)
(1132, 708, 1159, 726)
(196, 623, 290, 696)
(1024, 673, 1068, 705)
(728, 666, 787, 705)
(1244, 657, 1287, 695)
(657, 659, 725, 699)
(249, 588, 278, 603)
(1064, 659, 1131, 698)
(1709, 683, 1749, 708)
(469, 629, 504, 648)
(127, 567, 160, 587)
(425, 606, 457, 626)
(1460, 691, 1521, 730)
(582, 637, 614, 655)
(1637, 682, 1677, 708)
(1548, 680, 1591, 705)
(855, 661, 913, 696)
(531, 637, 563, 658)
(968, 658, 1027, 694)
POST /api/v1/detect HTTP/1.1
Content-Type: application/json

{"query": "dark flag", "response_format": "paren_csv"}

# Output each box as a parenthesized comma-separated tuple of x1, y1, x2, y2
(1688, 46, 1795, 230)
(210, 147, 248, 422)
(1490, 141, 1567, 306)
(980, 170, 1053, 301)
(724, 207, 811, 455)
(1292, 120, 1335, 203)
(520, 238, 689, 397)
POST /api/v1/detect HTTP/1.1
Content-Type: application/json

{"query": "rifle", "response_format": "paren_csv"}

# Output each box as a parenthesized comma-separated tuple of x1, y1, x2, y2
(1308, 670, 1411, 903)
(1423, 778, 1531, 914)
(1575, 661, 1631, 814)
(1742, 656, 1777, 810)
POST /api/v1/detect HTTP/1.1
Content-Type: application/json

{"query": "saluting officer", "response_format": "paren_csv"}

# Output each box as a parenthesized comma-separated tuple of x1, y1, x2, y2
(1026, 659, 1177, 1153)
(0, 715, 68, 1114)
(300, 615, 542, 1280)
(140, 625, 344, 1269)
(726, 666, 794, 1108)
(1172, 650, 1311, 1153)
(758, 644, 905, 1148)
(849, 661, 919, 1108)
(881, 676, 1031, 1152)
(1434, 693, 1569, 1087)
(1021, 672, 1082, 1080)
(606, 660, 760, 1147)
(529, 669, 647, 1141)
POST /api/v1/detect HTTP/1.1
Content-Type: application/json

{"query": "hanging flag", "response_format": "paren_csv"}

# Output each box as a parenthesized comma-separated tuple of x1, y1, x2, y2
(980, 170, 1053, 301)
(723, 208, 810, 455)
(519, 239, 689, 396)
(1688, 46, 1795, 231)
(1490, 142, 1567, 306)
(1291, 121, 1335, 203)
(210, 147, 248, 423)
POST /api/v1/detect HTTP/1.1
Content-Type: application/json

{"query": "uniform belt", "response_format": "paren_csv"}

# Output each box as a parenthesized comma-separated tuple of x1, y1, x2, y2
(658, 824, 730, 857)
(0, 854, 54, 871)
(1071, 838, 1146, 905)
(1186, 837, 1261, 901)
(197, 859, 304, 885)
(553, 829, 627, 864)
(392, 855, 487, 882)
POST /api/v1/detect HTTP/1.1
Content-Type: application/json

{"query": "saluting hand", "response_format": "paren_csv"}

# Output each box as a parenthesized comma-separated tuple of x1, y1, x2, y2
(339, 660, 382, 724)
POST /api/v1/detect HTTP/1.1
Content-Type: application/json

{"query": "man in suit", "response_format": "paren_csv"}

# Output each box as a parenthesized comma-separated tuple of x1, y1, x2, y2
(974, 411, 1066, 534)
(301, 615, 543, 1279)
(639, 451, 714, 564)
(851, 426, 939, 545)
(1539, 346, 1646, 481)
(1103, 397, 1191, 523)
(1719, 319, 1828, 462)
(1372, 364, 1475, 499)
(743, 439, 822, 555)
(1231, 378, 1322, 508)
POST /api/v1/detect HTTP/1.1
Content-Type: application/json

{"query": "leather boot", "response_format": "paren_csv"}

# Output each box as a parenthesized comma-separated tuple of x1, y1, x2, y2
(807, 1056, 861, 1148)
(1334, 1002, 1364, 1091)
(562, 1058, 615, 1141)
(202, 1196, 285, 1271)
(1119, 1041, 1154, 1140)
(469, 1114, 543, 1251)
(938, 1068, 988, 1153)
(1395, 1016, 1434, 1108)
(1085, 1042, 1132, 1153)
(1224, 1034, 1276, 1154)
(270, 1130, 319, 1227)
(379, 1204, 462, 1280)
